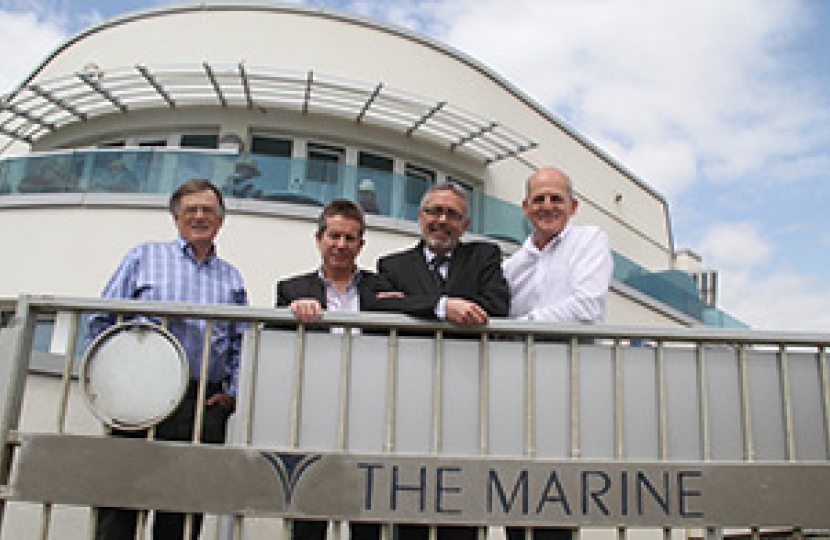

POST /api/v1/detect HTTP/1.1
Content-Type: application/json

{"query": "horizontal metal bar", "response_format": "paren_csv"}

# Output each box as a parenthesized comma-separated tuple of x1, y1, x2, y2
(6, 294, 830, 346)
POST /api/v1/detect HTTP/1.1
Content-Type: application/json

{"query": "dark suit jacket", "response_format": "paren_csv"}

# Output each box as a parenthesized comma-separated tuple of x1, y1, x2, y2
(276, 269, 396, 312)
(377, 241, 510, 319)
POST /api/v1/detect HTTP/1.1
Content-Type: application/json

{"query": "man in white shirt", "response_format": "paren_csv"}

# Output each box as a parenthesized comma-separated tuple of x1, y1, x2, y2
(503, 166, 613, 324)
(504, 167, 613, 540)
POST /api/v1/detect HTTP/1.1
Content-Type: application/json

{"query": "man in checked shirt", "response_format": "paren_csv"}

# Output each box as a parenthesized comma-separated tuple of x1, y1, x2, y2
(88, 179, 248, 540)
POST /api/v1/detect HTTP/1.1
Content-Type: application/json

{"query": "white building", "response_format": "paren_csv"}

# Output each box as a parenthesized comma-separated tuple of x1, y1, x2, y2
(12, 5, 815, 540)
(0, 1, 740, 329)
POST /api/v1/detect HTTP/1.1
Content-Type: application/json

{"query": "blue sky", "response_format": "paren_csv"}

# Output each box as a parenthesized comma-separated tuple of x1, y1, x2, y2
(2, 0, 829, 331)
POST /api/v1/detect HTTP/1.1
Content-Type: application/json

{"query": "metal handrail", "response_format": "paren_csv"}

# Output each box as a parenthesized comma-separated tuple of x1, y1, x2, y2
(3, 295, 825, 345)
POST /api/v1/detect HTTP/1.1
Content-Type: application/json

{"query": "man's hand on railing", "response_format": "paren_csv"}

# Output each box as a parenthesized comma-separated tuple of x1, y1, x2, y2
(289, 299, 325, 323)
(446, 297, 489, 326)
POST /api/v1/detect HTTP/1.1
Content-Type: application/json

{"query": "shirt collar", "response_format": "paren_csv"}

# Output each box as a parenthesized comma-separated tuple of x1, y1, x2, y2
(423, 246, 452, 264)
(317, 267, 362, 288)
(176, 236, 217, 262)
(526, 223, 571, 254)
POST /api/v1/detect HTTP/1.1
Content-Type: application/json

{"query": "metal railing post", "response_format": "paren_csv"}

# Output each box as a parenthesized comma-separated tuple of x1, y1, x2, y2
(0, 295, 37, 532)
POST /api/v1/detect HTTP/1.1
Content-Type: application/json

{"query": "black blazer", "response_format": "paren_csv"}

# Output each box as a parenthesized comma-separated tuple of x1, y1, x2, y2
(275, 269, 396, 311)
(377, 241, 510, 319)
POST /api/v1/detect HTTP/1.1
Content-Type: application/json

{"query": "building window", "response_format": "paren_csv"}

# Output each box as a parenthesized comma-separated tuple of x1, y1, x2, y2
(357, 151, 393, 215)
(180, 134, 219, 149)
(173, 133, 220, 188)
(305, 143, 344, 201)
(251, 136, 292, 157)
(136, 138, 167, 148)
(403, 163, 435, 220)
(306, 143, 343, 183)
(228, 136, 295, 196)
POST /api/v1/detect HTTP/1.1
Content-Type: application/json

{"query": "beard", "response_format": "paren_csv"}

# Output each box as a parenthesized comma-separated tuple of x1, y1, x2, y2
(422, 223, 458, 253)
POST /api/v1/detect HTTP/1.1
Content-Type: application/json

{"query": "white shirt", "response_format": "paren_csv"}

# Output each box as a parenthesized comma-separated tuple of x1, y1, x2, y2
(320, 268, 361, 334)
(503, 223, 613, 323)
(423, 247, 450, 319)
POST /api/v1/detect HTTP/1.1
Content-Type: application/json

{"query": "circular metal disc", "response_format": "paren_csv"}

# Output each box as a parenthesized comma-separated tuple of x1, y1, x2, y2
(81, 321, 189, 430)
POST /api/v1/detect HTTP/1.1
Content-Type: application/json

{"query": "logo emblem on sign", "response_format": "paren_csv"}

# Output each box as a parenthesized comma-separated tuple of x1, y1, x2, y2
(261, 452, 322, 506)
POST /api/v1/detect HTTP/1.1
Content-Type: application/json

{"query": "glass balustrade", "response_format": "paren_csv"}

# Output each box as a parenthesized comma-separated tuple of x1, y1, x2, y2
(0, 148, 745, 328)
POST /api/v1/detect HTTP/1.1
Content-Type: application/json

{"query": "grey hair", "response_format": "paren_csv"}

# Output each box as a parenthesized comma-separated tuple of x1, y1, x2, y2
(420, 181, 469, 218)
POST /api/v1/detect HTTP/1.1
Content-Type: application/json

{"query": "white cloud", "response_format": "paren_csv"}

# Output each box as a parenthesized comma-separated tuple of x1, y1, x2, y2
(697, 222, 830, 332)
(716, 267, 830, 332)
(0, 9, 65, 93)
(350, 0, 830, 199)
(698, 222, 773, 272)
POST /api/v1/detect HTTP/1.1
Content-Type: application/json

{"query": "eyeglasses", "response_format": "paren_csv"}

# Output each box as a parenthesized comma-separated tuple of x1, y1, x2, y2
(420, 205, 465, 222)
(528, 194, 568, 205)
(180, 205, 220, 217)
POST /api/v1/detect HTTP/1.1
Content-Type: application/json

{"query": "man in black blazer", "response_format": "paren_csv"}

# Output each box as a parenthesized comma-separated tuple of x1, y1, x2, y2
(378, 182, 509, 540)
(277, 198, 398, 322)
(276, 198, 395, 540)
(378, 181, 509, 326)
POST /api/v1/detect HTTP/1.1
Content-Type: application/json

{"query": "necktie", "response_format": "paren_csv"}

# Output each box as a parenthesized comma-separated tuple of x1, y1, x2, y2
(430, 254, 448, 289)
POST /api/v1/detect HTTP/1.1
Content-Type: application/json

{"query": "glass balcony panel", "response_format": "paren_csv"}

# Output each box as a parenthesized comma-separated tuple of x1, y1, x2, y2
(88, 151, 142, 193)
(703, 307, 749, 329)
(172, 150, 222, 191)
(354, 168, 393, 216)
(8, 153, 83, 193)
(222, 155, 290, 201)
(614, 252, 701, 319)
(400, 173, 431, 221)
(475, 191, 528, 244)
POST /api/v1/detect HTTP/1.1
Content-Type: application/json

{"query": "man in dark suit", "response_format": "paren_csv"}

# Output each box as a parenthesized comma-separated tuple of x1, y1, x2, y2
(378, 181, 509, 326)
(276, 198, 395, 540)
(378, 182, 510, 540)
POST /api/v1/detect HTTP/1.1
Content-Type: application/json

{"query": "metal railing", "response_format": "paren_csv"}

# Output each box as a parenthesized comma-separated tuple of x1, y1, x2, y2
(1, 295, 827, 540)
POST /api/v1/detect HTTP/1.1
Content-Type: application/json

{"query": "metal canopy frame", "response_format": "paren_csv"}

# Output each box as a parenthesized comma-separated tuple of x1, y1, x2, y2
(0, 63, 537, 164)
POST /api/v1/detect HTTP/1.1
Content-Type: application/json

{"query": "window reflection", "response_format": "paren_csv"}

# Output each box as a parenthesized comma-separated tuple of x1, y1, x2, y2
(357, 152, 393, 215)
(222, 157, 263, 199)
(305, 143, 343, 203)
(246, 136, 293, 196)
(17, 154, 81, 193)
(403, 163, 434, 220)
(89, 154, 139, 193)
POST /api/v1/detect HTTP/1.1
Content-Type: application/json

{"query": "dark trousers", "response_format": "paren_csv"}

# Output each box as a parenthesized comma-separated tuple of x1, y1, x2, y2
(506, 528, 574, 540)
(397, 525, 480, 540)
(95, 382, 231, 540)
(292, 519, 380, 540)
